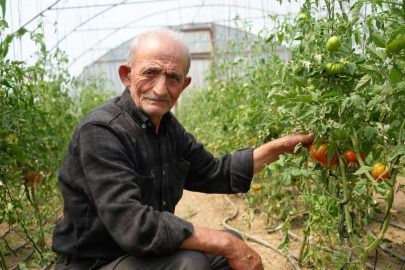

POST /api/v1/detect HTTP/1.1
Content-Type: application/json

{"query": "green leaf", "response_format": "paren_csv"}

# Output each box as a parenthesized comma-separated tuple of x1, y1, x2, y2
(386, 25, 405, 45)
(0, 0, 5, 18)
(390, 68, 403, 85)
(354, 29, 361, 45)
(358, 64, 378, 72)
(370, 32, 386, 48)
(388, 144, 405, 161)
(327, 140, 337, 166)
(351, 1, 363, 23)
(16, 27, 28, 38)
(294, 142, 302, 154)
(19, 262, 26, 270)
(270, 80, 282, 87)
(290, 75, 308, 88)
(282, 173, 292, 186)
(354, 166, 373, 175)
(354, 74, 372, 90)
(365, 126, 377, 140)
(381, 238, 393, 244)
(353, 178, 367, 195)
(366, 45, 387, 61)
(347, 62, 357, 75)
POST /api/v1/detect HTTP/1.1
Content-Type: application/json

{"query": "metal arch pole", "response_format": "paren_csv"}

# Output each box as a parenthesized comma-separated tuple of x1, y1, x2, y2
(49, 0, 177, 10)
(65, 4, 289, 68)
(12, 0, 62, 35)
(50, 0, 132, 52)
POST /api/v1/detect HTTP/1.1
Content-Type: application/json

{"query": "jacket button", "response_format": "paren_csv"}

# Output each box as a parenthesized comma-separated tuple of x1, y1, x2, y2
(141, 124, 146, 129)
(163, 201, 166, 206)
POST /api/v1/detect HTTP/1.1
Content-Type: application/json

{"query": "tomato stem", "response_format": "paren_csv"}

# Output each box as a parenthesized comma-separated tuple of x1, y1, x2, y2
(0, 246, 8, 270)
(336, 150, 363, 260)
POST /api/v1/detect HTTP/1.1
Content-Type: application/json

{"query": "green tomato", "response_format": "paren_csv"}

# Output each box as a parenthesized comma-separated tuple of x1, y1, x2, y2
(312, 214, 322, 223)
(326, 36, 341, 52)
(306, 85, 316, 91)
(0, 88, 5, 96)
(248, 109, 255, 116)
(220, 88, 226, 93)
(325, 62, 345, 75)
(337, 130, 347, 140)
(243, 83, 250, 88)
(385, 35, 405, 54)
(239, 105, 245, 111)
(297, 12, 309, 20)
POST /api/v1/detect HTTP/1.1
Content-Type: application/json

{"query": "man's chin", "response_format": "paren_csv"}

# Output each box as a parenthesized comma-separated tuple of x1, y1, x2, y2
(141, 106, 169, 119)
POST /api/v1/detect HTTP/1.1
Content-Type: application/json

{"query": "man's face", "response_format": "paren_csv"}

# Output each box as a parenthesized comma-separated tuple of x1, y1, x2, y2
(127, 37, 191, 120)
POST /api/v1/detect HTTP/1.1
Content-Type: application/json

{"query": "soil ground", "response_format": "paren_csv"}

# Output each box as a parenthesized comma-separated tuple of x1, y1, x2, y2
(2, 177, 405, 270)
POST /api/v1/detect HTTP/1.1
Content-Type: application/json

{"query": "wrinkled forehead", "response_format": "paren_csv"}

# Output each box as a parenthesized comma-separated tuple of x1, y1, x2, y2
(134, 36, 189, 74)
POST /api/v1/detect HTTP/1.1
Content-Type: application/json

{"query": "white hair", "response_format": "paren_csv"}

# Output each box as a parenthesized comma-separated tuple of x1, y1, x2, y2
(127, 29, 191, 75)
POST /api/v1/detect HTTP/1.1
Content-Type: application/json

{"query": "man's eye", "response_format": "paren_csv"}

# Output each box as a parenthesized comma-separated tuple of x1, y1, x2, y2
(169, 74, 180, 81)
(144, 70, 158, 76)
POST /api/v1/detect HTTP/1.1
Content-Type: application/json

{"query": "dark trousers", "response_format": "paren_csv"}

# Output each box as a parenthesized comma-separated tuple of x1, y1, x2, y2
(54, 230, 241, 270)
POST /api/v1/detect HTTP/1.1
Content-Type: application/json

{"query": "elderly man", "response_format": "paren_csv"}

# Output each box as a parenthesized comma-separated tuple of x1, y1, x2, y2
(52, 29, 314, 270)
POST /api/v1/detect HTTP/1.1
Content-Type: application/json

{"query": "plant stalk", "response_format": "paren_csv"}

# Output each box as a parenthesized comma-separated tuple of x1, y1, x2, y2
(0, 245, 7, 270)
(336, 150, 363, 261)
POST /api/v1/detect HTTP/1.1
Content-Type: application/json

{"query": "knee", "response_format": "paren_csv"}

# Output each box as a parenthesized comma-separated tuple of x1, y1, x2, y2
(176, 250, 211, 270)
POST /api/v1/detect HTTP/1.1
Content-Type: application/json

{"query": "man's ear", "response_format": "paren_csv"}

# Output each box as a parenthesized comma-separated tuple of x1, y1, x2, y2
(182, 77, 192, 90)
(118, 64, 131, 88)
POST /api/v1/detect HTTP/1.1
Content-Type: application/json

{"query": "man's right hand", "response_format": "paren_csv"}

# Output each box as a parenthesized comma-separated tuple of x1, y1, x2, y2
(223, 233, 264, 270)
(180, 227, 264, 270)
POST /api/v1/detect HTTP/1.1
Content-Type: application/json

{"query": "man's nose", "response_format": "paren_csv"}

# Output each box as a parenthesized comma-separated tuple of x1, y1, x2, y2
(153, 74, 169, 97)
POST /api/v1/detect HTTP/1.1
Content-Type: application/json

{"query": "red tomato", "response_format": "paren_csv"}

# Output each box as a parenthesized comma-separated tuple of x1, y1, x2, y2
(27, 172, 43, 183)
(372, 163, 390, 182)
(309, 143, 338, 167)
(343, 150, 366, 171)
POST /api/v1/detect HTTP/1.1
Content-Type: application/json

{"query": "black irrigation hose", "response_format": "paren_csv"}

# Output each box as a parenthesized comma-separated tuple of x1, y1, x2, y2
(222, 195, 301, 270)
(364, 228, 405, 262)
(8, 249, 35, 270)
(376, 218, 405, 231)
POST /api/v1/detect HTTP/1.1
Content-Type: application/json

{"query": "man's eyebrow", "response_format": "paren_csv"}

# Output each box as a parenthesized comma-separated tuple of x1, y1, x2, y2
(143, 67, 161, 73)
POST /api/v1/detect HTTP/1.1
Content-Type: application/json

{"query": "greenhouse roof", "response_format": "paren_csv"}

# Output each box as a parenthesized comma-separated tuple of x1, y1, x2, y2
(3, 0, 303, 76)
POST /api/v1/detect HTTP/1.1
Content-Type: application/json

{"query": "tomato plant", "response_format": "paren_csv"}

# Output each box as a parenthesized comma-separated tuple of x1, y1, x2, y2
(179, 0, 405, 268)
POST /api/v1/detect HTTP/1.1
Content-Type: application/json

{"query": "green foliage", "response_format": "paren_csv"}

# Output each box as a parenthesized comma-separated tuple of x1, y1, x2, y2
(0, 16, 118, 266)
(179, 0, 405, 268)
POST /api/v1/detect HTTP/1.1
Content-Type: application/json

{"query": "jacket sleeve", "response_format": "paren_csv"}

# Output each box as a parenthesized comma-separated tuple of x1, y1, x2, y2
(179, 124, 254, 194)
(76, 122, 193, 257)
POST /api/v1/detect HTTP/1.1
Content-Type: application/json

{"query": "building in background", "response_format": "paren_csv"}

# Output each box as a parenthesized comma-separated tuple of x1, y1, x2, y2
(80, 23, 291, 93)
